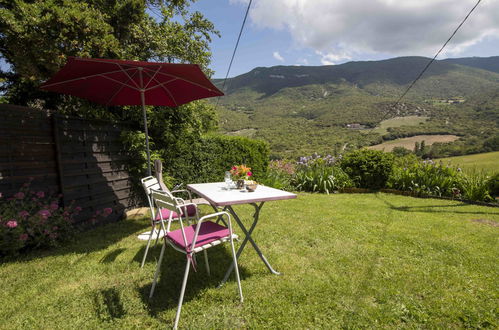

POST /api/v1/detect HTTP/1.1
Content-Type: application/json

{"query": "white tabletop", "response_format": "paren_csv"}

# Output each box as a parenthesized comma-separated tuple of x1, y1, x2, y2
(187, 182, 297, 207)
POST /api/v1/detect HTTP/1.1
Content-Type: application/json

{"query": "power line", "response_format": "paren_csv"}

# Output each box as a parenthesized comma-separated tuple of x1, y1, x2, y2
(377, 0, 482, 123)
(215, 0, 253, 107)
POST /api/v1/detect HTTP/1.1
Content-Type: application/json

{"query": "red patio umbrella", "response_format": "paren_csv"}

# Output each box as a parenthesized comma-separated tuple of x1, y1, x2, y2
(40, 57, 223, 175)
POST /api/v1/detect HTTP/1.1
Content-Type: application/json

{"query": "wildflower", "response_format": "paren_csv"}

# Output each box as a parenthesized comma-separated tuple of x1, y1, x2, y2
(247, 171, 253, 177)
(18, 210, 30, 218)
(14, 192, 25, 199)
(50, 203, 59, 211)
(103, 208, 113, 217)
(38, 210, 51, 219)
(19, 233, 28, 241)
(36, 191, 45, 198)
(6, 220, 18, 228)
(457, 168, 462, 172)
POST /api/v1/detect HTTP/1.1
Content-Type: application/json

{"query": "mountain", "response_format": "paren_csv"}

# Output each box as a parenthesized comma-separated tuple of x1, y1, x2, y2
(442, 56, 499, 74)
(213, 56, 499, 158)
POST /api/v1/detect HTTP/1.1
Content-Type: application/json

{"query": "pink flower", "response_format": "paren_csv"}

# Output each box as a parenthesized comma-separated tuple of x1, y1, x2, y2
(247, 171, 253, 177)
(52, 226, 58, 231)
(6, 220, 18, 228)
(0, 192, 3, 198)
(103, 208, 113, 216)
(38, 210, 51, 219)
(44, 229, 50, 235)
(75, 206, 82, 212)
(36, 191, 45, 198)
(14, 192, 25, 199)
(18, 210, 30, 218)
(50, 203, 59, 211)
(19, 233, 28, 241)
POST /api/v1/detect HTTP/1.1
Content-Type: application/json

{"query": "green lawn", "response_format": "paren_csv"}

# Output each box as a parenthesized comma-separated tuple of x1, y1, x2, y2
(1, 193, 498, 329)
(438, 151, 499, 174)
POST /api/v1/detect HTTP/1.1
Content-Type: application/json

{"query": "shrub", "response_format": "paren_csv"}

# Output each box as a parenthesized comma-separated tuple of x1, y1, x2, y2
(0, 181, 78, 256)
(388, 158, 462, 197)
(161, 134, 270, 185)
(292, 154, 353, 194)
(487, 172, 499, 196)
(340, 149, 394, 189)
(459, 171, 494, 202)
(260, 160, 295, 191)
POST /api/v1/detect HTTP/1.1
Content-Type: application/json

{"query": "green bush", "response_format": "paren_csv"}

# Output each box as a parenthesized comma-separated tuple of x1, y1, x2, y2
(340, 149, 394, 189)
(260, 160, 295, 191)
(460, 171, 494, 202)
(388, 158, 462, 197)
(161, 134, 269, 185)
(487, 173, 499, 196)
(0, 181, 76, 256)
(292, 154, 353, 194)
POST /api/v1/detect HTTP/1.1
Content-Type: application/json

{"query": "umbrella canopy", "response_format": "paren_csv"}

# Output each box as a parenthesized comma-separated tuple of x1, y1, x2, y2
(40, 57, 223, 175)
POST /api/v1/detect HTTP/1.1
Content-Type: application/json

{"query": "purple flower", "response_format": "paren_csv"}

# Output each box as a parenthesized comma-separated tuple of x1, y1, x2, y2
(14, 192, 25, 199)
(38, 210, 51, 219)
(6, 220, 18, 228)
(103, 208, 113, 216)
(36, 191, 45, 198)
(18, 210, 30, 218)
(19, 233, 28, 241)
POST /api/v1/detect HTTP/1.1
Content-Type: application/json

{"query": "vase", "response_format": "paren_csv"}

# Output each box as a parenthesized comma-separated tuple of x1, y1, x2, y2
(236, 179, 245, 189)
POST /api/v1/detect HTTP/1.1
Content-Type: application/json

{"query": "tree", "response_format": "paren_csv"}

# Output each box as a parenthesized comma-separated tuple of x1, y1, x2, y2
(0, 0, 219, 108)
(0, 0, 221, 180)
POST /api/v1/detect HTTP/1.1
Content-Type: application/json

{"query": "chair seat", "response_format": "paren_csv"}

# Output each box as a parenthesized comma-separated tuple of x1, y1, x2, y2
(166, 221, 233, 252)
(155, 204, 197, 221)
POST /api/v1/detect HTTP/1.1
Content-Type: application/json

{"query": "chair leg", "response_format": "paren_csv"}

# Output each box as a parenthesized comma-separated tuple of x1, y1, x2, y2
(229, 237, 243, 302)
(149, 241, 167, 299)
(141, 225, 155, 268)
(203, 250, 210, 276)
(174, 258, 191, 330)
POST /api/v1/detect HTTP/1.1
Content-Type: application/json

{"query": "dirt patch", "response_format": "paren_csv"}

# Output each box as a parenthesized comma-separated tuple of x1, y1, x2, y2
(470, 219, 499, 227)
(368, 134, 459, 152)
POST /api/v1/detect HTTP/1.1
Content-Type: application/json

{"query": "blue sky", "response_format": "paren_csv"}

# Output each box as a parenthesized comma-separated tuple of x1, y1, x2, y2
(190, 0, 499, 78)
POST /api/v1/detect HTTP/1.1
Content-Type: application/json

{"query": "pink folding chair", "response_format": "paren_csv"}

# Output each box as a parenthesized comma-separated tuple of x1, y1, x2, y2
(140, 176, 197, 268)
(149, 189, 243, 329)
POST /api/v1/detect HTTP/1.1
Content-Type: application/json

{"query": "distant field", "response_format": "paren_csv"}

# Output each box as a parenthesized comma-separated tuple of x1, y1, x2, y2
(373, 116, 429, 135)
(438, 151, 499, 173)
(368, 134, 459, 152)
(226, 128, 257, 137)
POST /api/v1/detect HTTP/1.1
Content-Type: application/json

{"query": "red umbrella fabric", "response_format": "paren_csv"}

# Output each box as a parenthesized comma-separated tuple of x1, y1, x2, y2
(40, 57, 223, 175)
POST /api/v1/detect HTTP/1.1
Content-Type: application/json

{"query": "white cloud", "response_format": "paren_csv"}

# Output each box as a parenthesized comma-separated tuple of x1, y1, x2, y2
(248, 0, 499, 62)
(273, 51, 285, 62)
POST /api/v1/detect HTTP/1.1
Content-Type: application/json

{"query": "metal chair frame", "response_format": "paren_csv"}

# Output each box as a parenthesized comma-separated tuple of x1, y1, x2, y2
(149, 189, 243, 329)
(140, 176, 196, 268)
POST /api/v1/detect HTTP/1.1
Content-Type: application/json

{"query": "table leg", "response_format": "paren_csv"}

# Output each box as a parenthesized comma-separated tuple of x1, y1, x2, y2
(219, 202, 281, 287)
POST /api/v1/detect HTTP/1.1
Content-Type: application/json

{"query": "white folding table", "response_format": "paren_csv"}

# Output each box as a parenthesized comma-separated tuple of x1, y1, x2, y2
(187, 182, 297, 285)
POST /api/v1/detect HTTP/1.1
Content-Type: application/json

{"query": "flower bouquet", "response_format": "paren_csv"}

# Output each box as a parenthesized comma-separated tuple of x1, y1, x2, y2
(230, 165, 253, 188)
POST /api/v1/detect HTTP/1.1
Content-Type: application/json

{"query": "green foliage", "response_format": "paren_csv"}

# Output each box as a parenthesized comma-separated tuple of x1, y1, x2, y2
(487, 173, 499, 196)
(160, 134, 269, 185)
(388, 158, 462, 197)
(0, 0, 219, 105)
(459, 171, 494, 202)
(289, 154, 353, 193)
(0, 180, 76, 256)
(392, 146, 413, 157)
(340, 149, 394, 189)
(259, 160, 295, 190)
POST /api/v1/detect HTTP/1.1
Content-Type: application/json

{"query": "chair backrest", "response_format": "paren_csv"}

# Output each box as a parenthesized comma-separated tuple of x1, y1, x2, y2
(151, 189, 190, 248)
(141, 176, 168, 220)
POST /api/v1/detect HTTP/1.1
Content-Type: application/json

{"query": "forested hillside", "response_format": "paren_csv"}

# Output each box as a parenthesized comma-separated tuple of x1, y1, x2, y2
(214, 56, 499, 158)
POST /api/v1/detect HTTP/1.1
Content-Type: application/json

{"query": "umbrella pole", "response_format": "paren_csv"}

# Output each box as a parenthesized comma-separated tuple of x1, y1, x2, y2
(140, 90, 152, 176)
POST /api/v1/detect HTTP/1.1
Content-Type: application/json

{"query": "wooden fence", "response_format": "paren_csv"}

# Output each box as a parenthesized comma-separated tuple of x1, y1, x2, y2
(0, 104, 139, 225)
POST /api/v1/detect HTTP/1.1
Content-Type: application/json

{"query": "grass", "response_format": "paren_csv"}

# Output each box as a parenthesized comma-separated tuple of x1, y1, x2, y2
(372, 116, 429, 135)
(1, 193, 498, 328)
(368, 134, 459, 152)
(438, 151, 499, 174)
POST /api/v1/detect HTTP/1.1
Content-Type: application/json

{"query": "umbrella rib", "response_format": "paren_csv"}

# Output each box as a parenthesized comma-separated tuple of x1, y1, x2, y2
(143, 66, 162, 90)
(142, 70, 179, 106)
(142, 67, 220, 93)
(41, 68, 139, 89)
(105, 70, 140, 106)
(116, 63, 142, 90)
